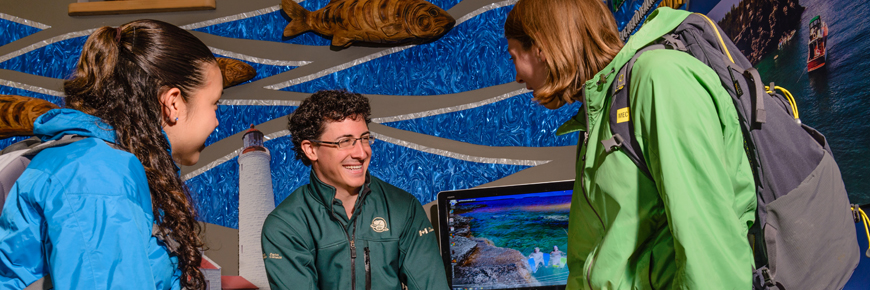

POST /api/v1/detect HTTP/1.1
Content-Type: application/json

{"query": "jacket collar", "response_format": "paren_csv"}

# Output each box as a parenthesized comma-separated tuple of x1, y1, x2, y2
(308, 170, 372, 215)
(34, 108, 180, 173)
(34, 108, 117, 143)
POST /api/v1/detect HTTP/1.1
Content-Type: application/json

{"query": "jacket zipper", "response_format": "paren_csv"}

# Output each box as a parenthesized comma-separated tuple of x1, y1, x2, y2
(364, 247, 371, 290)
(329, 209, 357, 290)
(326, 178, 371, 290)
(350, 239, 356, 290)
(579, 88, 605, 290)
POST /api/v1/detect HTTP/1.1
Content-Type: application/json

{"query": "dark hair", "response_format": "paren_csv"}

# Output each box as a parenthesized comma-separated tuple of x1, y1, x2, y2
(288, 90, 372, 166)
(63, 19, 216, 290)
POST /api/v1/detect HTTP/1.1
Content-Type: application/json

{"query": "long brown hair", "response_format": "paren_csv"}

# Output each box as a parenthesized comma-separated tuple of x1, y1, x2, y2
(505, 0, 623, 108)
(63, 19, 216, 289)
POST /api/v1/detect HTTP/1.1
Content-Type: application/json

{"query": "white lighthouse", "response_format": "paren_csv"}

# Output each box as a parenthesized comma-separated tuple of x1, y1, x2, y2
(238, 124, 274, 290)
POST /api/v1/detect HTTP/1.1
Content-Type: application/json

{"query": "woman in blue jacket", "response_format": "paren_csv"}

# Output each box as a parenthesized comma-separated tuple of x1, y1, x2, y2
(0, 19, 222, 290)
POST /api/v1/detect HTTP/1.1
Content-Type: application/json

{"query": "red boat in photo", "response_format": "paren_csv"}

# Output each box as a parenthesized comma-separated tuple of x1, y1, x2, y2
(807, 15, 828, 72)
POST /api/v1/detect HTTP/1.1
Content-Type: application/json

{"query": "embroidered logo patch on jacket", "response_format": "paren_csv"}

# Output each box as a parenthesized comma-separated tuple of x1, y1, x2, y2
(371, 217, 389, 232)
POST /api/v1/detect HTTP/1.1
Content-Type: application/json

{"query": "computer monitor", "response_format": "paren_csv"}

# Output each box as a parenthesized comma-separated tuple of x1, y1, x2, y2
(437, 180, 574, 290)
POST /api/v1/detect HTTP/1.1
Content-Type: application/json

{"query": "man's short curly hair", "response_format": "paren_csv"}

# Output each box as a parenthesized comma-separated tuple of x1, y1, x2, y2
(288, 90, 372, 166)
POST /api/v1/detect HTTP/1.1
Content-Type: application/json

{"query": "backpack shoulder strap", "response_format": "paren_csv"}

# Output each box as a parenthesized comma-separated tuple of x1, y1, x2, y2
(602, 43, 675, 181)
(23, 135, 88, 157)
(0, 137, 41, 155)
(0, 135, 89, 217)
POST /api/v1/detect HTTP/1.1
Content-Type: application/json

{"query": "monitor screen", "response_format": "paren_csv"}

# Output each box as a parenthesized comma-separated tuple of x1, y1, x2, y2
(437, 180, 573, 290)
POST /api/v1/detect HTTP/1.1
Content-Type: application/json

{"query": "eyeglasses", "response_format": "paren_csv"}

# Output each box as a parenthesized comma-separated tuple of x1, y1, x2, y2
(310, 134, 375, 149)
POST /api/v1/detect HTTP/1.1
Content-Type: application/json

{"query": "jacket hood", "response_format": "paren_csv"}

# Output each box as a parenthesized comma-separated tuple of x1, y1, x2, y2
(33, 108, 117, 143)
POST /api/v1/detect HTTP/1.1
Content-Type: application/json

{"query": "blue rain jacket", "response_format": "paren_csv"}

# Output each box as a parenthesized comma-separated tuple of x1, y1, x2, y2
(0, 109, 181, 290)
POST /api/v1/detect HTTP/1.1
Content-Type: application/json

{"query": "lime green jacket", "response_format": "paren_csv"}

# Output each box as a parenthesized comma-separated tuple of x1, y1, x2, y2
(559, 8, 757, 290)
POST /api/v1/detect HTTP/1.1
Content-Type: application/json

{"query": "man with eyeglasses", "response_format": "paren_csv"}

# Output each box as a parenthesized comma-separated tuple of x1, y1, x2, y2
(261, 90, 449, 290)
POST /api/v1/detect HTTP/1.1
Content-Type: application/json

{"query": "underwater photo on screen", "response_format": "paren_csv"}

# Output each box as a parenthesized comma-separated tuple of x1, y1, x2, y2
(445, 190, 572, 289)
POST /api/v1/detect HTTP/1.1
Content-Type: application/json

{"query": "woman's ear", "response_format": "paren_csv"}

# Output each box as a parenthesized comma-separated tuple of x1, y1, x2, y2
(301, 140, 318, 163)
(159, 87, 183, 125)
(535, 45, 547, 63)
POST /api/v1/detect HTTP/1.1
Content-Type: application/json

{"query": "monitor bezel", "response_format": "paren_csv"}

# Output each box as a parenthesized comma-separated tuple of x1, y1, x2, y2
(436, 180, 575, 290)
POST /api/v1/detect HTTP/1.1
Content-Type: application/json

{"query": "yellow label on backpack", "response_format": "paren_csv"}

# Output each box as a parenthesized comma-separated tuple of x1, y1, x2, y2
(616, 107, 630, 123)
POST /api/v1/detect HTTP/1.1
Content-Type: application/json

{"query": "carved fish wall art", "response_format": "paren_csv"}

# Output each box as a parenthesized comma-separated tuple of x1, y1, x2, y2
(0, 95, 59, 138)
(281, 0, 456, 47)
(216, 57, 256, 88)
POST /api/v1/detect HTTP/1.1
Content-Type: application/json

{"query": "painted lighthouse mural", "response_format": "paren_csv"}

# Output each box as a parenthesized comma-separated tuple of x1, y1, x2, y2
(238, 125, 274, 290)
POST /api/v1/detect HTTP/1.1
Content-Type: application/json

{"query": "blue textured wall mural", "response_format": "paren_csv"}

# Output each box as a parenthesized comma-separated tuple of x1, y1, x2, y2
(369, 140, 531, 204)
(280, 6, 515, 95)
(0, 1, 581, 229)
(187, 157, 241, 229)
(205, 105, 297, 147)
(0, 36, 86, 79)
(0, 18, 43, 47)
(384, 93, 581, 147)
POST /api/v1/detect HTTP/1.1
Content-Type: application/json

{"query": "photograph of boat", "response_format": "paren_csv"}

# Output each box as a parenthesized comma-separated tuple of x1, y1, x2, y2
(711, 0, 870, 208)
(807, 15, 828, 72)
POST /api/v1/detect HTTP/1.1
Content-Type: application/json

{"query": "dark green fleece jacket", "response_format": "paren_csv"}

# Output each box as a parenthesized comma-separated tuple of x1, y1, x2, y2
(262, 172, 448, 290)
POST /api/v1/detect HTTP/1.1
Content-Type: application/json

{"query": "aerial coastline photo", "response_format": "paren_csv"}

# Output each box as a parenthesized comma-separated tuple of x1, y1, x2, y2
(447, 191, 571, 289)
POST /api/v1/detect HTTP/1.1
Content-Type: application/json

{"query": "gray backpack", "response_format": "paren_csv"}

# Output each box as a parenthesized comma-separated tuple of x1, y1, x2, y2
(601, 13, 860, 289)
(0, 136, 180, 290)
(0, 135, 87, 290)
(0, 136, 85, 216)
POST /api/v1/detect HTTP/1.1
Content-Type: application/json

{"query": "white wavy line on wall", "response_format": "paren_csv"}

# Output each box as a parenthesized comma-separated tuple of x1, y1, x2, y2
(262, 43, 415, 90)
(0, 29, 96, 64)
(0, 13, 51, 30)
(454, 0, 518, 25)
(372, 132, 550, 166)
(218, 99, 301, 106)
(209, 47, 311, 66)
(372, 88, 530, 123)
(0, 78, 64, 97)
(180, 5, 283, 30)
(263, 0, 518, 90)
(265, 129, 291, 140)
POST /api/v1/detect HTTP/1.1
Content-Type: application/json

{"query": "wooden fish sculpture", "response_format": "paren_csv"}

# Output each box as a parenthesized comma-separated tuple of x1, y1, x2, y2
(281, 0, 456, 47)
(0, 95, 59, 138)
(216, 57, 256, 88)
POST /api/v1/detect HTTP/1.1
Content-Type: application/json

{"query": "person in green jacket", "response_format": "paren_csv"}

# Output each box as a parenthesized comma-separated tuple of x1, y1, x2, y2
(261, 90, 449, 290)
(504, 1, 757, 289)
